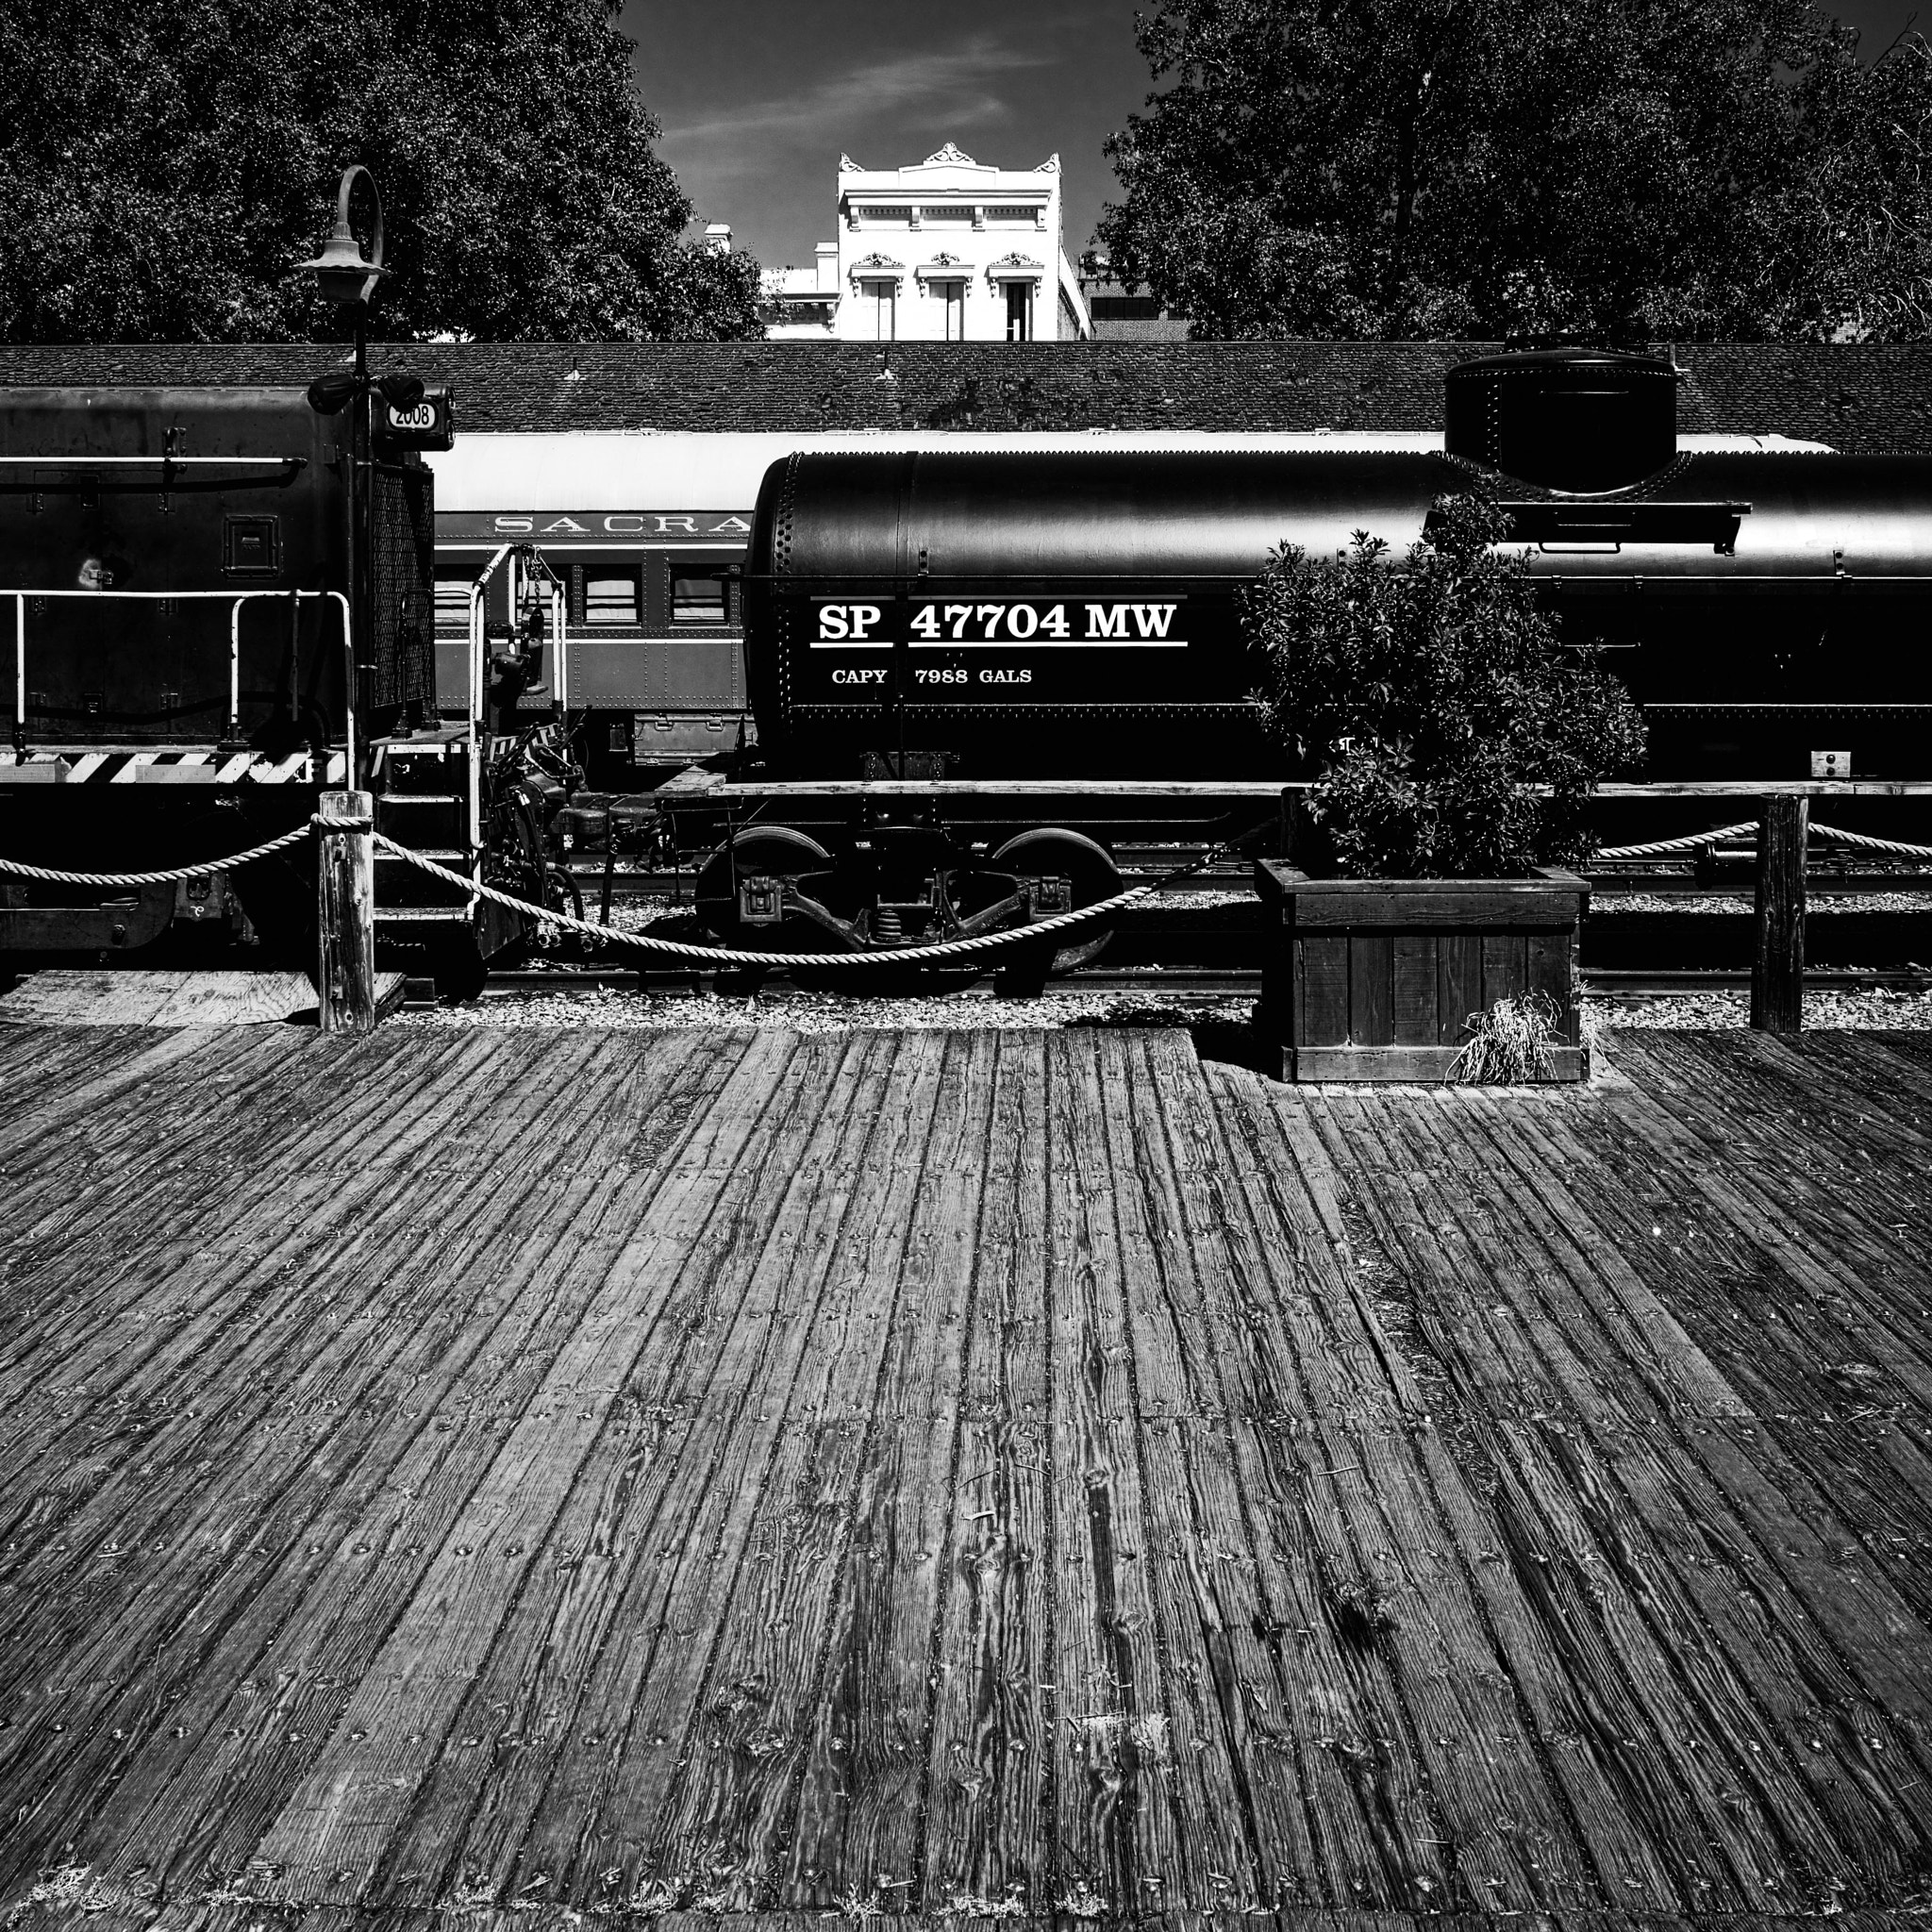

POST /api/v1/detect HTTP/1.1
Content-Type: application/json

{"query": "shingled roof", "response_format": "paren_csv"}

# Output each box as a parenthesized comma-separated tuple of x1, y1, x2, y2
(3, 340, 1930, 450)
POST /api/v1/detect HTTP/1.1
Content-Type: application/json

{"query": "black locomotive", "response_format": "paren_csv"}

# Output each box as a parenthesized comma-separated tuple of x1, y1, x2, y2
(0, 386, 558, 982)
(698, 348, 1932, 959)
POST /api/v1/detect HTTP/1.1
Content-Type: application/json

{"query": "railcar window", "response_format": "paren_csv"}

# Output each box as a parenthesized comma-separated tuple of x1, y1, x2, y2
(672, 574, 726, 624)
(587, 573, 641, 625)
(435, 578, 473, 627)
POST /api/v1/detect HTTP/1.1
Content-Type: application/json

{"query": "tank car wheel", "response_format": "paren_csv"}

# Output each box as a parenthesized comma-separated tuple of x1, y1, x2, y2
(694, 825, 835, 952)
(987, 826, 1123, 974)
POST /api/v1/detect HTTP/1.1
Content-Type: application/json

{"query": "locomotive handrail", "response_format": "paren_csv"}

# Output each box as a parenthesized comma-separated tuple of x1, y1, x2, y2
(12, 588, 353, 766)
(0, 456, 306, 466)
(226, 591, 354, 751)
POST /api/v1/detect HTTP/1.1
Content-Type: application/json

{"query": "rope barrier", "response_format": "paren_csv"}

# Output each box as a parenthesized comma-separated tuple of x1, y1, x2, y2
(1809, 822, 1932, 861)
(372, 827, 1260, 970)
(1593, 820, 1760, 859)
(0, 815, 329, 889)
(1595, 820, 1932, 862)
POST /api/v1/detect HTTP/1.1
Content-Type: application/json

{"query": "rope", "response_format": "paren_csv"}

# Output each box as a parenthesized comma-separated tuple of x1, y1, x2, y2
(1593, 820, 1760, 859)
(1810, 822, 1932, 861)
(0, 815, 333, 888)
(1595, 820, 1932, 862)
(372, 828, 1257, 969)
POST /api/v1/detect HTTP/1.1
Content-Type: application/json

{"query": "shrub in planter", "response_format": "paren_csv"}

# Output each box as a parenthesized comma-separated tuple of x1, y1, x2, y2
(1241, 493, 1645, 1080)
(1243, 492, 1645, 876)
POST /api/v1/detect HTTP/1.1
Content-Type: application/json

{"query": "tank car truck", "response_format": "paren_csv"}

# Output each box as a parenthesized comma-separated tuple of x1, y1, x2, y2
(691, 347, 1932, 965)
(0, 386, 563, 992)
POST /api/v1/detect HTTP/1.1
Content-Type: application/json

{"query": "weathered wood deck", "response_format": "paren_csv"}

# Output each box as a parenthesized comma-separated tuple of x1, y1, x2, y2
(0, 1022, 1928, 1931)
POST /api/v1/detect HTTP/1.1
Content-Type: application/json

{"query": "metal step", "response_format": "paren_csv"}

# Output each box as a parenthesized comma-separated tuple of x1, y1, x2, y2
(378, 791, 463, 806)
(375, 848, 467, 863)
(374, 906, 475, 924)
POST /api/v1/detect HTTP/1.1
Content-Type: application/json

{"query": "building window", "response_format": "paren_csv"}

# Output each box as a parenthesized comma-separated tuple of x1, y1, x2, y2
(859, 277, 896, 339)
(933, 278, 966, 340)
(1005, 282, 1033, 341)
(671, 573, 726, 625)
(586, 571, 641, 625)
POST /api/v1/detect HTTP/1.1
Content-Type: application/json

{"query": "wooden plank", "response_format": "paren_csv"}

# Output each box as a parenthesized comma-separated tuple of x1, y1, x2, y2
(1299, 935, 1349, 1047)
(1291, 1045, 1586, 1084)
(0, 1035, 730, 1893)
(1348, 931, 1392, 1046)
(0, 1034, 547, 1537)
(1588, 1039, 1932, 1405)
(719, 1032, 996, 1906)
(0, 969, 332, 1026)
(1524, 931, 1576, 1041)
(0, 1032, 524, 1491)
(1296, 894, 1577, 928)
(1751, 793, 1807, 1033)
(920, 1031, 1051, 1915)
(215, 1033, 820, 1904)
(334, 1032, 846, 1913)
(1390, 933, 1437, 1048)
(0, 1032, 543, 1593)
(1127, 1041, 1470, 1907)
(1438, 936, 1483, 1047)
(485, 1035, 946, 1910)
(1480, 933, 1525, 1006)
(1039, 1028, 1191, 1914)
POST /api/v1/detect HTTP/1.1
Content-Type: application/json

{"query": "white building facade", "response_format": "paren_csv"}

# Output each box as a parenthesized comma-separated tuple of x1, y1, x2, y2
(763, 145, 1091, 342)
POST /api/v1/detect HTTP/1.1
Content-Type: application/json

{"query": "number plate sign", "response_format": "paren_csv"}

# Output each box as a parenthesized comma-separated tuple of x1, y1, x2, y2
(808, 596, 1193, 695)
(376, 388, 454, 451)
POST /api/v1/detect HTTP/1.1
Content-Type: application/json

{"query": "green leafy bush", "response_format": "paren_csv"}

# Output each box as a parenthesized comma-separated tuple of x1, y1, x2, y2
(1243, 493, 1646, 877)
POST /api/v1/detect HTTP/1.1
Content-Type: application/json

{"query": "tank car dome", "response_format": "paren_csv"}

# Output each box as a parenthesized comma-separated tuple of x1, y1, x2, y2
(1443, 346, 1678, 494)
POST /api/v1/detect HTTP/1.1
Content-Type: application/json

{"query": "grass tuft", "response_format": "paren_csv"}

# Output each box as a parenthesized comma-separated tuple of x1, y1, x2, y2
(1447, 990, 1564, 1085)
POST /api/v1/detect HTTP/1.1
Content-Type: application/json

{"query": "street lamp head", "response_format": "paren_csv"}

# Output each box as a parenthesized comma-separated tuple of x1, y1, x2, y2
(299, 164, 386, 308)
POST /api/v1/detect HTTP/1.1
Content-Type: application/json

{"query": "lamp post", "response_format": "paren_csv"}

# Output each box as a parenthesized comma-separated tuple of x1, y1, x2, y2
(299, 166, 423, 787)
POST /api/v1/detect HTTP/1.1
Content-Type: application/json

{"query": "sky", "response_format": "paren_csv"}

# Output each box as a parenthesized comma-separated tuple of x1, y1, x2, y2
(620, 0, 1926, 275)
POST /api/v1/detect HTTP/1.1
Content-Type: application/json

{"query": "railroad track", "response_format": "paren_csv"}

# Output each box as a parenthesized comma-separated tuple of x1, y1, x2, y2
(472, 963, 1932, 1003)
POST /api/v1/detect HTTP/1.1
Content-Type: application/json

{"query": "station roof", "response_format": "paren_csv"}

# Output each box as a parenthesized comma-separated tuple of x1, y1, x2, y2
(2, 340, 1929, 451)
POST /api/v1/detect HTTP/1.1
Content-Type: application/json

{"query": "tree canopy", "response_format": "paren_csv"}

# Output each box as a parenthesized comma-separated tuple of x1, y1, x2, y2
(0, 0, 762, 343)
(1097, 0, 1932, 341)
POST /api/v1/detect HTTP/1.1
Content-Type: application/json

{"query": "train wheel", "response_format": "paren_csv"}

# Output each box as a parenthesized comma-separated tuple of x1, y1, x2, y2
(694, 825, 835, 950)
(988, 826, 1123, 974)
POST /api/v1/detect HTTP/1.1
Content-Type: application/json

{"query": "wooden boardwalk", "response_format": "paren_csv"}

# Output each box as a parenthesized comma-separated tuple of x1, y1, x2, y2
(0, 1021, 1928, 1930)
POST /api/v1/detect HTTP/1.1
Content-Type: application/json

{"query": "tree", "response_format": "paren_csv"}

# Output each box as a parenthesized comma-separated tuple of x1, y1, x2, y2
(1097, 0, 1932, 341)
(0, 0, 762, 342)
(1242, 495, 1646, 875)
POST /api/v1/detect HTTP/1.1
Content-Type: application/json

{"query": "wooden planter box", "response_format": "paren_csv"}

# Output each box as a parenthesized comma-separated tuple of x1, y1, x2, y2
(1254, 861, 1589, 1083)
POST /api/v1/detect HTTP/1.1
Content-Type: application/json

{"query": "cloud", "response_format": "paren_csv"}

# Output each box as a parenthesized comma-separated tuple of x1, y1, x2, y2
(659, 35, 1056, 182)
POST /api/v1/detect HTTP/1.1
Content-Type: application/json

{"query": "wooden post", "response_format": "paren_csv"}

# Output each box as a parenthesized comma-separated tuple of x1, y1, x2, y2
(318, 789, 376, 1035)
(1750, 794, 1807, 1033)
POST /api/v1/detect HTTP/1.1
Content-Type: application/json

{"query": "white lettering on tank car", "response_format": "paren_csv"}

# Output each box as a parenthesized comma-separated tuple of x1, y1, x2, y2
(831, 667, 890, 683)
(811, 602, 891, 645)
